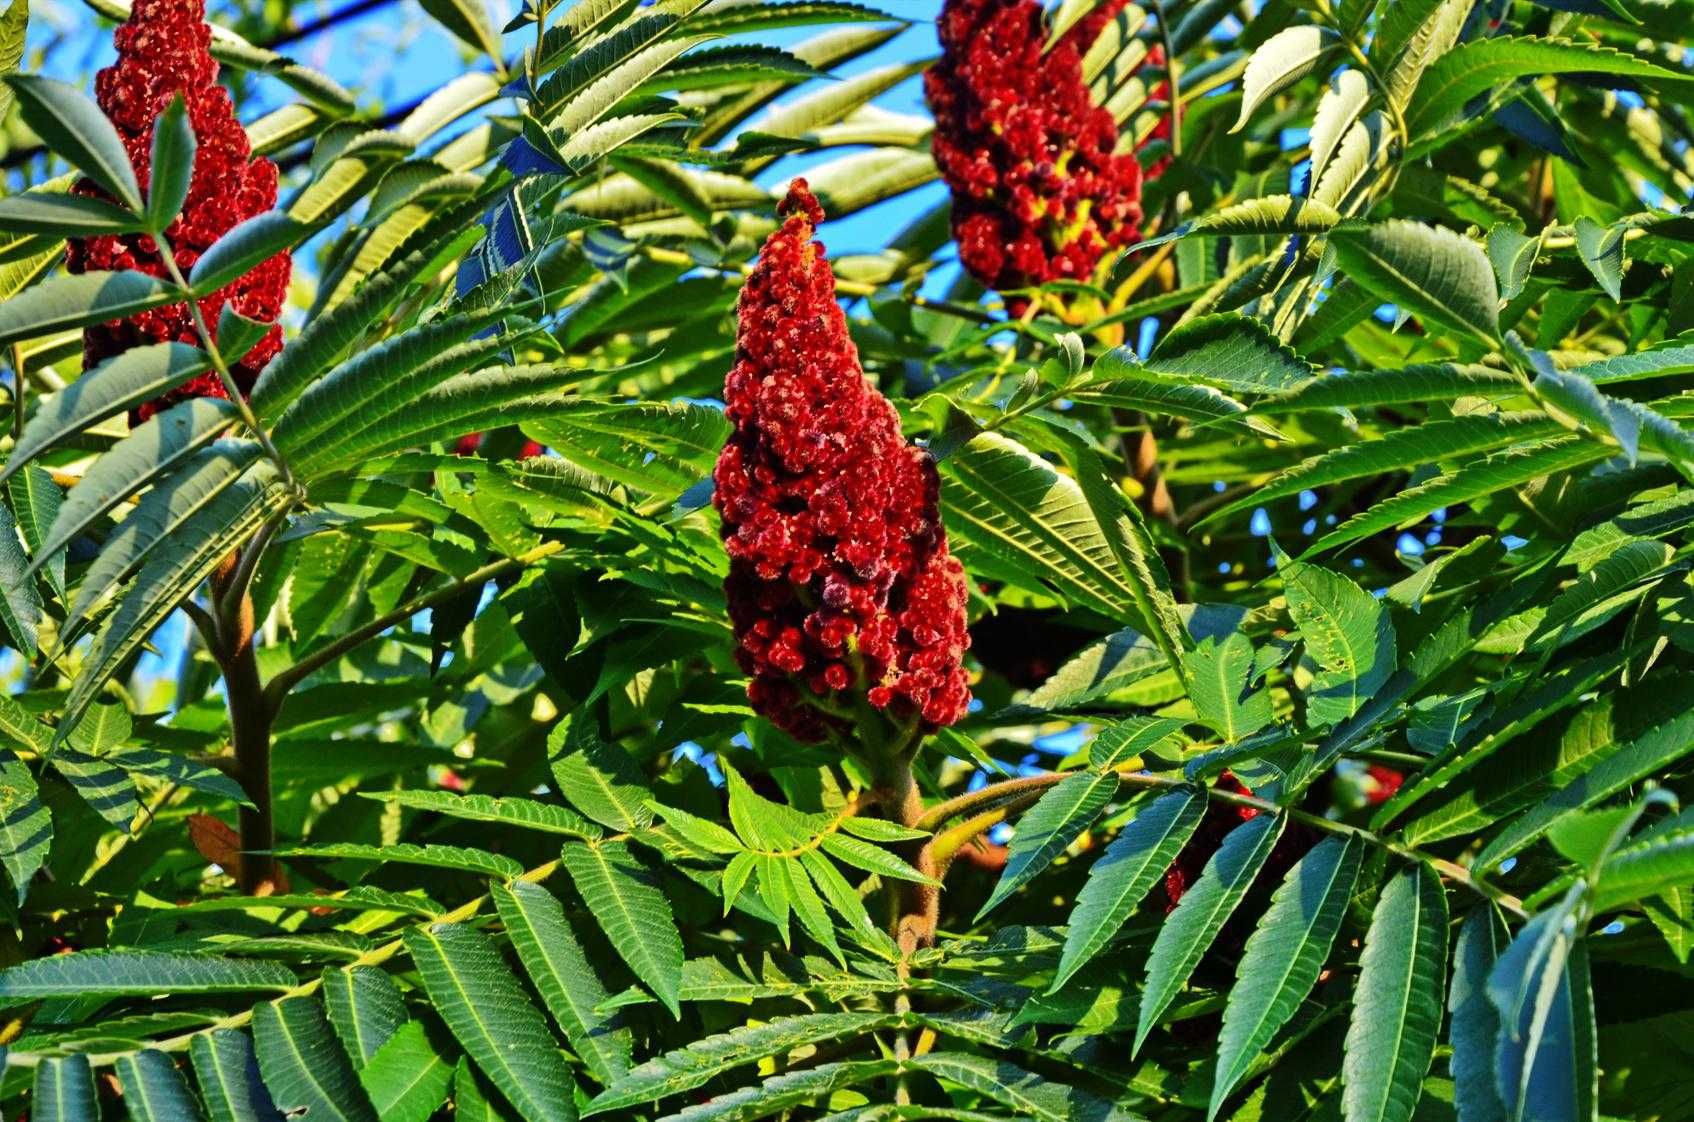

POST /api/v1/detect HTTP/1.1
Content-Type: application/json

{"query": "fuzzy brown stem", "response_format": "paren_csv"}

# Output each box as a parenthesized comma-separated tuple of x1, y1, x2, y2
(873, 751, 933, 1107)
(876, 753, 938, 957)
(210, 555, 276, 894)
(1131, 427, 1175, 522)
(225, 618, 276, 893)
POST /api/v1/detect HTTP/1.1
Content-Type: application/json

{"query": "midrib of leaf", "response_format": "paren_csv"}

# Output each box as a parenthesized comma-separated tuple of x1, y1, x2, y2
(0, 694, 47, 752)
(1373, 932, 1418, 1122)
(493, 881, 630, 1082)
(586, 1011, 900, 1115)
(1210, 645, 1241, 742)
(1052, 788, 1204, 992)
(733, 798, 870, 860)
(1212, 836, 1361, 1116)
(584, 760, 644, 830)
(1137, 814, 1285, 1052)
(1348, 233, 1486, 341)
(196, 1035, 245, 1120)
(417, 931, 497, 1065)
(946, 436, 1135, 613)
(405, 924, 577, 1122)
(1408, 36, 1694, 136)
(1307, 439, 1604, 557)
(324, 967, 404, 1067)
(1344, 866, 1446, 1122)
(265, 1001, 364, 1122)
(978, 769, 1114, 917)
(374, 1049, 447, 1113)
(566, 840, 682, 1016)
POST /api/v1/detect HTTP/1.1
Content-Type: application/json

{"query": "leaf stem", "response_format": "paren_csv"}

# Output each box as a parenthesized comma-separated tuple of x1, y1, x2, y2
(921, 767, 1529, 919)
(17, 857, 566, 1070)
(146, 229, 299, 492)
(218, 506, 288, 622)
(872, 750, 929, 1107)
(262, 539, 564, 710)
(1152, 0, 1182, 159)
(219, 589, 277, 895)
(931, 806, 1019, 874)
(914, 772, 1073, 832)
(180, 597, 223, 654)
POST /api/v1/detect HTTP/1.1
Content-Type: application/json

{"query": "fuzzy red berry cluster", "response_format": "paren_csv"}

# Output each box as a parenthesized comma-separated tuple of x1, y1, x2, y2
(1363, 763, 1404, 805)
(454, 433, 546, 460)
(64, 0, 290, 424)
(925, 0, 1157, 298)
(713, 181, 971, 742)
(1163, 770, 1259, 909)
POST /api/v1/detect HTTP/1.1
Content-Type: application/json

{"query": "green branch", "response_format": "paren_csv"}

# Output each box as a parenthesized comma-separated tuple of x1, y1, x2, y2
(922, 767, 1529, 920)
(262, 540, 565, 711)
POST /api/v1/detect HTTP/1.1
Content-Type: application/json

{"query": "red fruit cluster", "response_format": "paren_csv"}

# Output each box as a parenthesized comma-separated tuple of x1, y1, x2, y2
(453, 432, 546, 460)
(713, 181, 971, 742)
(925, 0, 1157, 297)
(1363, 764, 1404, 806)
(1163, 770, 1259, 910)
(64, 0, 290, 424)
(1163, 770, 1317, 912)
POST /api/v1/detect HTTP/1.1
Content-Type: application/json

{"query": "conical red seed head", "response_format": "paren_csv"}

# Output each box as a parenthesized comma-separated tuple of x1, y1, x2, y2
(713, 180, 971, 741)
(64, 0, 291, 424)
(924, 0, 1167, 298)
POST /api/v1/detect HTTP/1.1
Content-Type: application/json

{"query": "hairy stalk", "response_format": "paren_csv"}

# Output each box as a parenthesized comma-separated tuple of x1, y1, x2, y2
(224, 626, 274, 892)
(219, 510, 287, 620)
(209, 554, 277, 894)
(147, 230, 299, 491)
(876, 751, 937, 955)
(932, 807, 1018, 877)
(180, 597, 223, 654)
(915, 772, 1071, 832)
(192, 539, 567, 875)
(202, 512, 291, 894)
(871, 745, 935, 1107)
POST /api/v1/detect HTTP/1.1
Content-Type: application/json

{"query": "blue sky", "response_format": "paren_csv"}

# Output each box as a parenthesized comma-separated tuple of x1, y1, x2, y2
(28, 0, 951, 256)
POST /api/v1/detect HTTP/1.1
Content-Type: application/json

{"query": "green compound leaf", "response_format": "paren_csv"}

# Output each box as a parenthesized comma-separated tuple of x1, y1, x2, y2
(585, 1012, 898, 1116)
(1210, 835, 1363, 1118)
(978, 769, 1117, 919)
(252, 995, 379, 1122)
(1136, 813, 1285, 1054)
(1052, 787, 1205, 993)
(404, 921, 579, 1122)
(492, 879, 634, 1084)
(1343, 864, 1450, 1122)
(561, 840, 685, 1018)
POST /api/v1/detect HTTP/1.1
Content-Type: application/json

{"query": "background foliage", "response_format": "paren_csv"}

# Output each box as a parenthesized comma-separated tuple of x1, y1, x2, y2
(0, 0, 1692, 1119)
